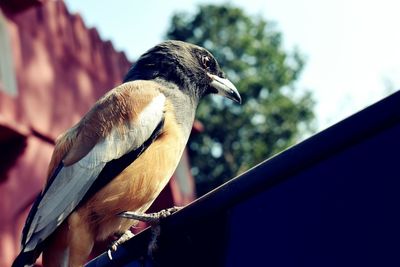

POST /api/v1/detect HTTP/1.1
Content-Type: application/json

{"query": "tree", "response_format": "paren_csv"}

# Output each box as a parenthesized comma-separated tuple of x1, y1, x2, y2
(166, 5, 315, 195)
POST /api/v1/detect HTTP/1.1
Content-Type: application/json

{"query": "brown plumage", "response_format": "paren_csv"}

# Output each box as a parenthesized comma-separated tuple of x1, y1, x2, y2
(13, 40, 241, 267)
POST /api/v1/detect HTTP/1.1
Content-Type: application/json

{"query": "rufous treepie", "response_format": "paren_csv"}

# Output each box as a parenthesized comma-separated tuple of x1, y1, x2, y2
(13, 40, 241, 267)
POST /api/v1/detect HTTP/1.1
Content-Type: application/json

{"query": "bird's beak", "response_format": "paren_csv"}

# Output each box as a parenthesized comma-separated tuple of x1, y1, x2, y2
(208, 73, 242, 104)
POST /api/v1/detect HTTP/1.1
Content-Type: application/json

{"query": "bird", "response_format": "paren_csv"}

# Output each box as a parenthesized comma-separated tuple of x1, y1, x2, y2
(12, 40, 241, 267)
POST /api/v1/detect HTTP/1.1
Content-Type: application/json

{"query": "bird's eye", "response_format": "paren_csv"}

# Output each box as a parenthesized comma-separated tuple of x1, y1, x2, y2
(201, 56, 211, 70)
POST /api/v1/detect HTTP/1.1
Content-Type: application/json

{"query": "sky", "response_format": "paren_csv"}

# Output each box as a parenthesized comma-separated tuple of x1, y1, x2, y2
(65, 0, 400, 132)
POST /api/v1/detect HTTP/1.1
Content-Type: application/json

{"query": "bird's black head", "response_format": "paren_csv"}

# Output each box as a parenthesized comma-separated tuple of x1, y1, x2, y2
(123, 40, 241, 104)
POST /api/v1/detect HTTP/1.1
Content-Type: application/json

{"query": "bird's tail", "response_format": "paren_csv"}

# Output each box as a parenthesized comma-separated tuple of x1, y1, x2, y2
(11, 249, 40, 267)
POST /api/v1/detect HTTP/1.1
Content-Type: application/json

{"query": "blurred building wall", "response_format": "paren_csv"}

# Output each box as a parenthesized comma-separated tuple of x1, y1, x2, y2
(0, 1, 196, 265)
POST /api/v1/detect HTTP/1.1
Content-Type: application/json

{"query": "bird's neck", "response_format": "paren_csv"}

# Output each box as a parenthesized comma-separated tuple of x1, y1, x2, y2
(156, 78, 198, 140)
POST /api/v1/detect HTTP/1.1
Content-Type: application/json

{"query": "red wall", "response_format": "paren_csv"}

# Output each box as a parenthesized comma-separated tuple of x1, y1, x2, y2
(0, 0, 131, 139)
(0, 1, 131, 264)
(0, 1, 195, 265)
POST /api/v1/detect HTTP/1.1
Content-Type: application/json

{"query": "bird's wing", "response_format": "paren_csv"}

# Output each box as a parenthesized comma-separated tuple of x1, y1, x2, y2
(21, 81, 166, 251)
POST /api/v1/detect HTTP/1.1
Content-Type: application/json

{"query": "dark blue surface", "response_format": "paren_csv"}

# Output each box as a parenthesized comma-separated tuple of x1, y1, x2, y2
(226, 123, 400, 267)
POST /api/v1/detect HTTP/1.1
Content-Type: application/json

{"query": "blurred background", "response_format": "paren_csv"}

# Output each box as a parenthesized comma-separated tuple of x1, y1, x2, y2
(0, 0, 398, 265)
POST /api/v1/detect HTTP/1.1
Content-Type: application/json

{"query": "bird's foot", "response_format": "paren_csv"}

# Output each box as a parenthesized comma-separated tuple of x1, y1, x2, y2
(118, 206, 182, 224)
(107, 229, 135, 260)
(118, 207, 182, 257)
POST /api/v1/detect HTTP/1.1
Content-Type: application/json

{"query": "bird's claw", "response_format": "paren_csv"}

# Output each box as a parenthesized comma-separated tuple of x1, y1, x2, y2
(107, 230, 135, 260)
(107, 249, 113, 260)
(116, 207, 182, 258)
(118, 206, 182, 224)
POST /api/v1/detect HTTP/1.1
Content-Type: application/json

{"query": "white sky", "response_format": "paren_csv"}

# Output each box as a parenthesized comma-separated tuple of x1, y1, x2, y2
(65, 0, 400, 131)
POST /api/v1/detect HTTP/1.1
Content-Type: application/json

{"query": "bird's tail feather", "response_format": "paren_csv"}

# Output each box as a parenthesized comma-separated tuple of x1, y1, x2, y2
(11, 249, 40, 267)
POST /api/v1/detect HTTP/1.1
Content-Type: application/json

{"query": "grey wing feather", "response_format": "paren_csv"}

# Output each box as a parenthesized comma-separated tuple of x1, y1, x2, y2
(25, 162, 105, 251)
(22, 92, 166, 252)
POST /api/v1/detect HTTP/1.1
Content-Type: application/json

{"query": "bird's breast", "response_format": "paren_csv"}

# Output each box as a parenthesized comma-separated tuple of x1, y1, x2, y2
(80, 100, 189, 238)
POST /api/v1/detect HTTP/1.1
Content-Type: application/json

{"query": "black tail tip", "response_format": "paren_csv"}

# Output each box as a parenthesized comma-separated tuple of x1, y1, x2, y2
(11, 250, 38, 267)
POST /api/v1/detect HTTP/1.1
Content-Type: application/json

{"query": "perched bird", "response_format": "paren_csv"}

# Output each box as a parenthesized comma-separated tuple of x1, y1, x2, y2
(12, 40, 241, 267)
